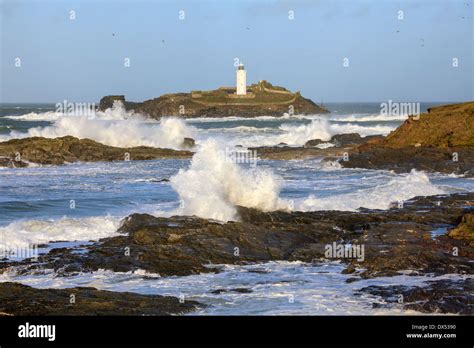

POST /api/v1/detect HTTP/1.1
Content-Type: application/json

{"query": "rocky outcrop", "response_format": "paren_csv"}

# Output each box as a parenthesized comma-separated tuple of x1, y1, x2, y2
(303, 134, 383, 148)
(339, 146, 474, 176)
(384, 102, 474, 148)
(1, 193, 472, 314)
(338, 102, 474, 176)
(0, 136, 193, 166)
(358, 279, 473, 314)
(250, 144, 345, 160)
(0, 282, 199, 315)
(99, 81, 329, 119)
(182, 137, 195, 149)
(448, 213, 474, 247)
(249, 133, 382, 160)
(4, 193, 472, 281)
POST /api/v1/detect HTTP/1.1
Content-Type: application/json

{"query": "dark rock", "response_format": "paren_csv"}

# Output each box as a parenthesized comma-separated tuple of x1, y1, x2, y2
(182, 137, 195, 149)
(330, 133, 362, 146)
(210, 288, 252, 294)
(358, 279, 473, 314)
(250, 145, 346, 160)
(98, 95, 126, 111)
(0, 157, 28, 168)
(4, 193, 472, 281)
(0, 136, 193, 166)
(448, 213, 474, 247)
(0, 282, 200, 315)
(340, 146, 474, 177)
(304, 133, 382, 149)
(304, 139, 325, 148)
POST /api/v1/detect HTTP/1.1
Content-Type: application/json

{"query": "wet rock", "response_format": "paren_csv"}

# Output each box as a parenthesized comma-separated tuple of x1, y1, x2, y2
(448, 213, 474, 247)
(0, 282, 200, 315)
(250, 145, 346, 160)
(210, 288, 252, 294)
(0, 157, 28, 168)
(182, 137, 195, 149)
(4, 193, 472, 281)
(340, 146, 474, 177)
(358, 278, 473, 314)
(330, 133, 362, 146)
(0, 136, 193, 166)
(255, 133, 381, 160)
(304, 139, 325, 148)
(304, 134, 383, 149)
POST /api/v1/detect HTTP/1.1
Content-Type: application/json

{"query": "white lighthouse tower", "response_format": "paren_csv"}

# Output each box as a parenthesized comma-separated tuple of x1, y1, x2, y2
(236, 63, 247, 95)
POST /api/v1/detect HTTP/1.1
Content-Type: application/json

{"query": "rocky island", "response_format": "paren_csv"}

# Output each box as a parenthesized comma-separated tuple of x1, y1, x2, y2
(99, 79, 328, 119)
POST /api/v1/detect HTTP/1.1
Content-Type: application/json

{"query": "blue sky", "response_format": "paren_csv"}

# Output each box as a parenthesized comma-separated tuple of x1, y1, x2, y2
(0, 0, 472, 103)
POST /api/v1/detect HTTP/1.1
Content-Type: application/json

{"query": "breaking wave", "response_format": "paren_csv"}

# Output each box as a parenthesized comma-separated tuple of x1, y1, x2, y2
(1, 113, 196, 150)
(298, 170, 444, 211)
(330, 114, 408, 122)
(0, 216, 121, 252)
(170, 140, 290, 221)
(4, 101, 141, 121)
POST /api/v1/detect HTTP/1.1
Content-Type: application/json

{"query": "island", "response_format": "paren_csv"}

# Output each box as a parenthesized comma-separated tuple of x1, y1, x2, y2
(99, 65, 328, 118)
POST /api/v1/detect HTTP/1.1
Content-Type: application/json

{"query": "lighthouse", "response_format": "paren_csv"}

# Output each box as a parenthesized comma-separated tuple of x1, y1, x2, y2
(236, 63, 247, 95)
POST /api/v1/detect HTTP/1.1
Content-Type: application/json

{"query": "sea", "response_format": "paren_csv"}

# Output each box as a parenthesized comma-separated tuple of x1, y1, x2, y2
(0, 101, 472, 315)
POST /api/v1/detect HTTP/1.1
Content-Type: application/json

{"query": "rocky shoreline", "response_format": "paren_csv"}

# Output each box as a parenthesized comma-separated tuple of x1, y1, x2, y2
(338, 102, 474, 176)
(1, 101, 473, 315)
(1, 192, 472, 314)
(0, 282, 199, 316)
(0, 136, 193, 167)
(251, 102, 474, 177)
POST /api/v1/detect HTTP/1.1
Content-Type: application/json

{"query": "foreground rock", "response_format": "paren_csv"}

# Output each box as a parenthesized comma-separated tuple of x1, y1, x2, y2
(0, 136, 193, 167)
(448, 213, 474, 247)
(99, 80, 329, 119)
(0, 282, 199, 315)
(339, 102, 474, 176)
(4, 193, 472, 281)
(358, 278, 473, 314)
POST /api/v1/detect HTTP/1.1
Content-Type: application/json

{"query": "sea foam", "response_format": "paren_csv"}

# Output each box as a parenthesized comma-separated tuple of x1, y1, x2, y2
(2, 113, 196, 150)
(298, 170, 444, 211)
(0, 215, 121, 252)
(170, 140, 290, 221)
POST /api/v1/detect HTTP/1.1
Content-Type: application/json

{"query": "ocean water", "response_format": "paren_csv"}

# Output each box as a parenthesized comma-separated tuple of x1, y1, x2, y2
(0, 102, 472, 314)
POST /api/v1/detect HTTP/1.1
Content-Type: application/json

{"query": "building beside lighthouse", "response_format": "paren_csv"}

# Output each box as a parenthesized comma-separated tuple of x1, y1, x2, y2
(236, 63, 247, 95)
